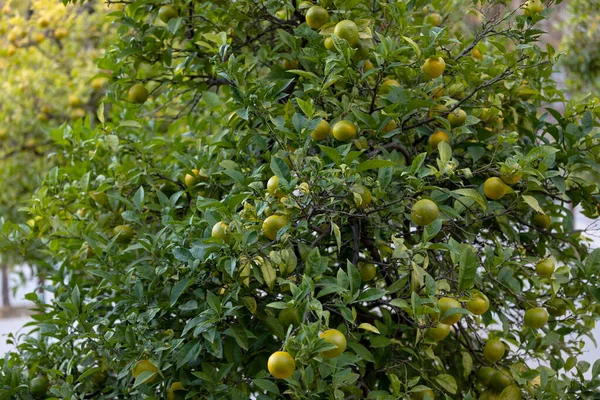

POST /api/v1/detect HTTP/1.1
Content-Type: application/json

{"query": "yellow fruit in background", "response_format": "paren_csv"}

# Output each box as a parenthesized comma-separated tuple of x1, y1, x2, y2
(158, 5, 179, 23)
(38, 18, 50, 28)
(91, 78, 107, 91)
(267, 351, 296, 379)
(211, 221, 230, 241)
(128, 84, 149, 104)
(411, 199, 439, 226)
(34, 33, 45, 44)
(424, 12, 443, 26)
(132, 360, 158, 382)
(423, 57, 446, 78)
(483, 177, 507, 200)
(334, 20, 359, 46)
(363, 59, 374, 72)
(184, 169, 200, 188)
(428, 131, 450, 149)
(29, 376, 48, 398)
(262, 215, 288, 240)
(524, 307, 548, 329)
(472, 48, 483, 60)
(306, 6, 329, 29)
(490, 370, 512, 392)
(113, 225, 134, 245)
(331, 120, 358, 141)
(282, 59, 299, 70)
(324, 36, 335, 51)
(465, 292, 490, 315)
(546, 298, 567, 316)
(477, 367, 495, 387)
(167, 382, 185, 400)
(501, 171, 522, 185)
(278, 308, 300, 329)
(54, 28, 68, 39)
(427, 323, 450, 341)
(536, 258, 555, 278)
(382, 119, 397, 132)
(483, 338, 505, 362)
(6, 45, 16, 56)
(533, 214, 551, 230)
(267, 175, 285, 197)
(311, 119, 330, 140)
(438, 297, 462, 324)
(411, 389, 435, 400)
(447, 108, 467, 127)
(37, 113, 49, 122)
(68, 95, 82, 108)
(357, 262, 376, 282)
(70, 108, 86, 120)
(353, 185, 372, 208)
(380, 79, 400, 94)
(319, 329, 347, 358)
(524, 0, 543, 15)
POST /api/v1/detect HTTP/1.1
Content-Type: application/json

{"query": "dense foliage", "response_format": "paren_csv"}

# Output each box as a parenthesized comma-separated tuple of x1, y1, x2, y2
(1, 0, 600, 399)
(561, 0, 600, 92)
(0, 0, 111, 267)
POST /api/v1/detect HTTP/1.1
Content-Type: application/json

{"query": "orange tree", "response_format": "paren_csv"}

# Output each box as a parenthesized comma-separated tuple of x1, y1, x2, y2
(1, 0, 600, 399)
(0, 0, 111, 286)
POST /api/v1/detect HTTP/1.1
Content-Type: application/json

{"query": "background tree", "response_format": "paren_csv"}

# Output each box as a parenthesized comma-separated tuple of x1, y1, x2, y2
(1, 0, 600, 399)
(0, 0, 112, 307)
(560, 0, 600, 93)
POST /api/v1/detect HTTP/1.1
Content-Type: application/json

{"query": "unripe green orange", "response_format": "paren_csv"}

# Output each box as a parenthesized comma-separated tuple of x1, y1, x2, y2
(305, 6, 329, 29)
(428, 131, 450, 149)
(438, 297, 462, 325)
(427, 323, 450, 341)
(128, 84, 149, 104)
(533, 214, 551, 230)
(211, 221, 230, 242)
(483, 338, 505, 363)
(535, 258, 555, 278)
(262, 215, 288, 240)
(334, 20, 359, 46)
(357, 262, 376, 282)
(113, 225, 134, 245)
(423, 57, 445, 79)
(447, 108, 467, 127)
(524, 307, 548, 329)
(465, 291, 490, 315)
(483, 177, 507, 200)
(411, 199, 439, 226)
(311, 119, 330, 140)
(267, 351, 295, 379)
(132, 360, 158, 382)
(319, 329, 347, 358)
(158, 5, 179, 23)
(331, 120, 358, 141)
(353, 185, 372, 208)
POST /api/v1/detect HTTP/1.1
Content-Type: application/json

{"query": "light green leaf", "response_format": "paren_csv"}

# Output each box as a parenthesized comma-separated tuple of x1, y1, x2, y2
(522, 195, 544, 214)
(358, 322, 380, 334)
(452, 188, 487, 211)
(435, 374, 457, 394)
(458, 246, 477, 291)
(356, 159, 396, 172)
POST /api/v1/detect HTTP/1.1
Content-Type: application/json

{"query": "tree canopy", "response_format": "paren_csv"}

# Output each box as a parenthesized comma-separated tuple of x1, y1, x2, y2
(1, 0, 600, 399)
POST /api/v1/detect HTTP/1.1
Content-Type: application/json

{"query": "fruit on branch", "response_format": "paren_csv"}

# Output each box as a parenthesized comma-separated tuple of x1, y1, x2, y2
(268, 351, 296, 379)
(331, 120, 358, 141)
(262, 215, 288, 240)
(306, 6, 329, 29)
(483, 338, 505, 363)
(423, 57, 446, 79)
(319, 329, 347, 358)
(524, 307, 548, 329)
(411, 199, 440, 226)
(483, 177, 507, 200)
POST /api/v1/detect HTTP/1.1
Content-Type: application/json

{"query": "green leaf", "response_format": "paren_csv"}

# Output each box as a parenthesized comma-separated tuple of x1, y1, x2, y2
(271, 157, 291, 182)
(353, 288, 386, 303)
(435, 374, 457, 394)
(358, 323, 380, 334)
(356, 159, 396, 172)
(259, 258, 277, 290)
(305, 247, 322, 277)
(522, 195, 544, 214)
(438, 141, 452, 163)
(462, 352, 473, 378)
(318, 145, 342, 165)
(254, 378, 280, 393)
(170, 278, 192, 307)
(348, 342, 375, 363)
(458, 246, 477, 291)
(452, 188, 486, 211)
(402, 36, 421, 57)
